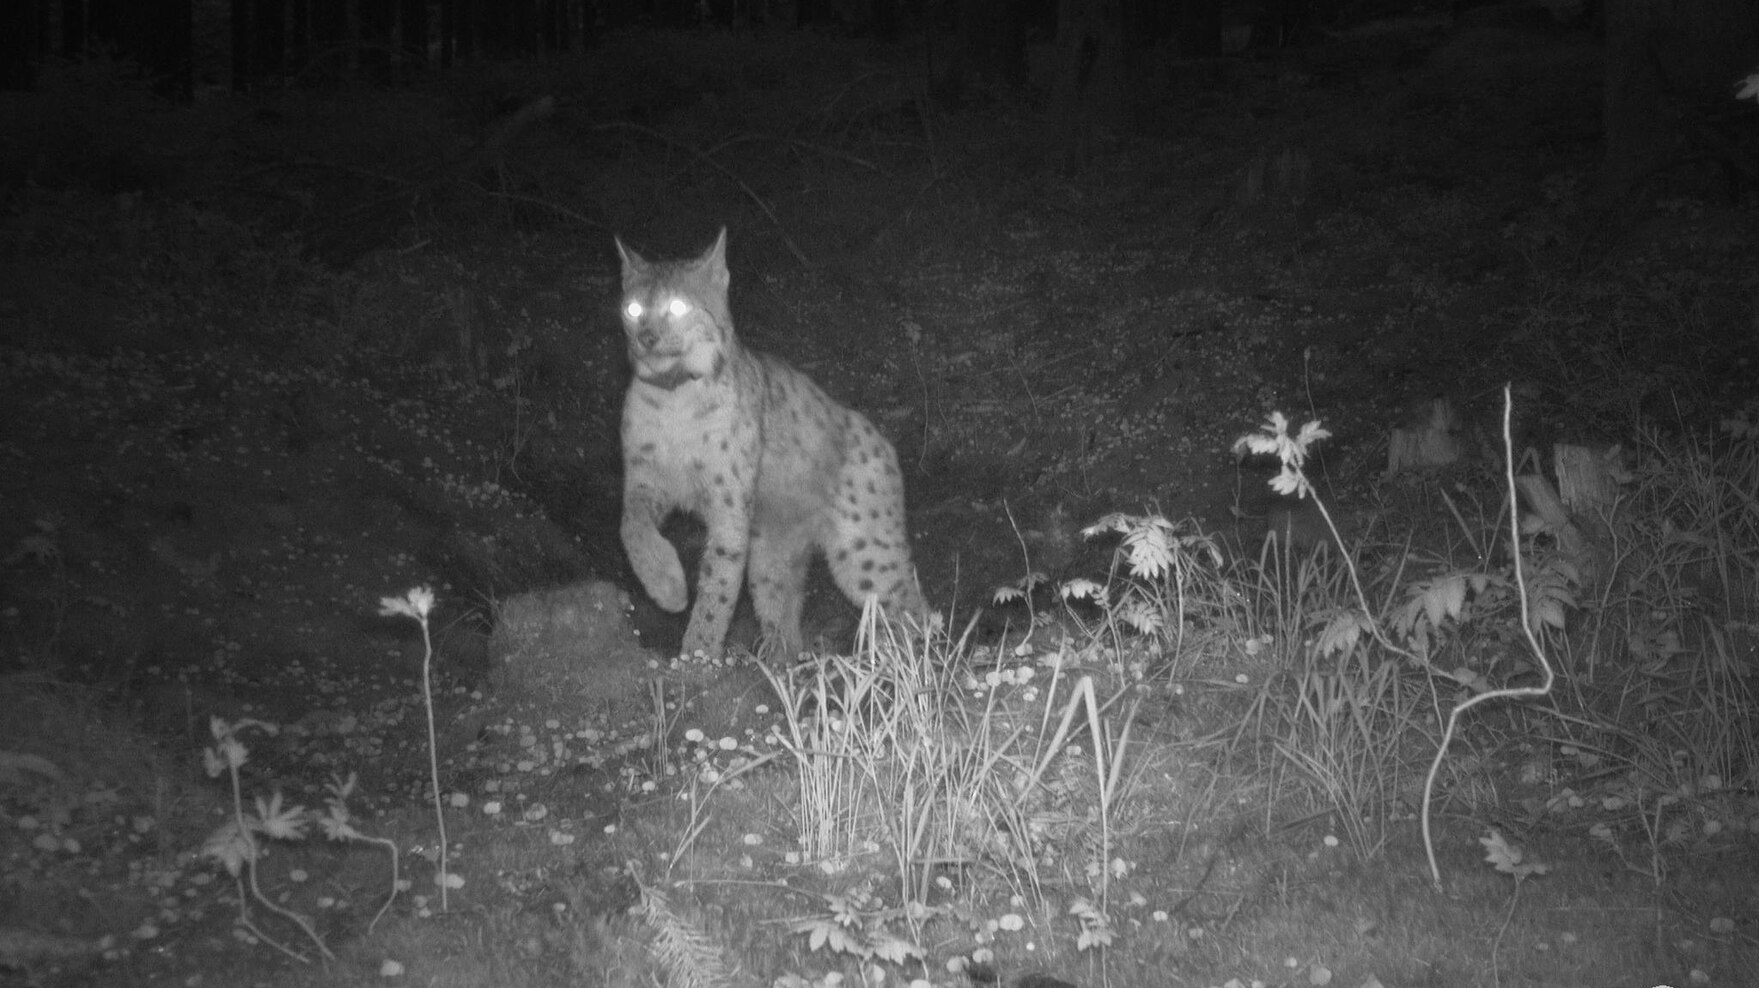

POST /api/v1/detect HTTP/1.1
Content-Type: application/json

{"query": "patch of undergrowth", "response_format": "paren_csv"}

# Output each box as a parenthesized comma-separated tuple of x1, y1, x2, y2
(503, 405, 1756, 988)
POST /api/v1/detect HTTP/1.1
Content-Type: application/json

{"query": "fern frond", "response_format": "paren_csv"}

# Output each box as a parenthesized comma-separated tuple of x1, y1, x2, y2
(639, 884, 733, 988)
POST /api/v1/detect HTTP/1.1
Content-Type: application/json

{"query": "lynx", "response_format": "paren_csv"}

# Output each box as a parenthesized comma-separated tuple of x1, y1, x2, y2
(615, 228, 926, 660)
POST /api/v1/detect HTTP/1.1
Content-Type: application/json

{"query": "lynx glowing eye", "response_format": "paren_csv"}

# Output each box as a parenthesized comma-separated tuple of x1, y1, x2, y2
(624, 301, 644, 319)
(667, 298, 690, 318)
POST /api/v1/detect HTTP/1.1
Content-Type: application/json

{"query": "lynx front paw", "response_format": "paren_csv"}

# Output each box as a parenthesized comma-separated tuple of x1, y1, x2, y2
(680, 622, 723, 661)
(644, 573, 688, 613)
(625, 529, 689, 613)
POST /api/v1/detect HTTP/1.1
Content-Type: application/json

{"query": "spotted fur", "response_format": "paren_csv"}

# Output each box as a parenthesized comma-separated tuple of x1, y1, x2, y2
(615, 228, 926, 660)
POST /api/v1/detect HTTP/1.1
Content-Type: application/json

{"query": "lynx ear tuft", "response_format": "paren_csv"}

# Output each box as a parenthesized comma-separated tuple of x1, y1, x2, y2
(701, 227, 730, 289)
(614, 236, 645, 274)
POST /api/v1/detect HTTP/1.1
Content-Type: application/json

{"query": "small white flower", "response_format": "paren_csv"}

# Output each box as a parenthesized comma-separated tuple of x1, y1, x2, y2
(378, 587, 435, 620)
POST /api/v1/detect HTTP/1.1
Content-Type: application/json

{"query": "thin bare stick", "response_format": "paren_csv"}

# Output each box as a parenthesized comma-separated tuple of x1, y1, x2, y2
(1420, 384, 1557, 890)
(470, 184, 611, 232)
(696, 132, 881, 171)
(1435, 484, 1482, 562)
(1001, 499, 1040, 649)
(816, 69, 886, 123)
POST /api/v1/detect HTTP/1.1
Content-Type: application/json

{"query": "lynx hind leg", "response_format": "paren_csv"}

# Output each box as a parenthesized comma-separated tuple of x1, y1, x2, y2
(828, 424, 926, 626)
(747, 519, 815, 661)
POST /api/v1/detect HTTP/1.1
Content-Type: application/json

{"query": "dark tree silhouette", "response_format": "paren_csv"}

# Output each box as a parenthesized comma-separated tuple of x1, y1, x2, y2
(24, 0, 196, 97)
(401, 0, 428, 67)
(0, 0, 43, 90)
(1048, 0, 1128, 173)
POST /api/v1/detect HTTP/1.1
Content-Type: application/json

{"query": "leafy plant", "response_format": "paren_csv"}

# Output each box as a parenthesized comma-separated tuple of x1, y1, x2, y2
(1067, 896, 1115, 952)
(1233, 402, 1563, 886)
(1057, 511, 1231, 680)
(1482, 828, 1550, 980)
(1480, 828, 1549, 881)
(785, 881, 928, 968)
(201, 717, 334, 963)
(200, 722, 402, 963)
(188, 586, 444, 965)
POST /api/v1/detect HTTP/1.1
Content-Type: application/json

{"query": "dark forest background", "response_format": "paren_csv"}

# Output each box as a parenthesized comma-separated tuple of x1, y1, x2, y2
(1, 0, 1755, 200)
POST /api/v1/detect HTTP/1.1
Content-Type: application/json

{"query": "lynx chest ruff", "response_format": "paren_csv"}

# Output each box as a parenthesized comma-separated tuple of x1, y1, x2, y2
(615, 228, 926, 661)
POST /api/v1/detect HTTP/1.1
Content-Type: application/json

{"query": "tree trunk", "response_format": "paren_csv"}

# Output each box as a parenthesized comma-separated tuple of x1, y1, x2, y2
(872, 0, 898, 42)
(1175, 0, 1219, 57)
(401, 0, 428, 68)
(252, 0, 285, 88)
(1601, 0, 1673, 196)
(141, 0, 194, 99)
(229, 0, 251, 90)
(360, 0, 393, 80)
(936, 0, 1024, 100)
(966, 0, 1026, 83)
(309, 0, 345, 83)
(86, 0, 121, 50)
(61, 0, 86, 57)
(1049, 0, 1130, 173)
(439, 0, 455, 67)
(455, 0, 478, 63)
(0, 0, 41, 90)
(478, 0, 513, 55)
(539, 0, 561, 52)
(290, 0, 310, 77)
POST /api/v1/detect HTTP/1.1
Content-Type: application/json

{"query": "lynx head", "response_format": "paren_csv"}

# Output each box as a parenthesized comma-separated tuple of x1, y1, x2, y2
(615, 227, 735, 390)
